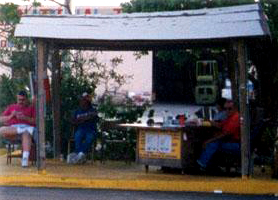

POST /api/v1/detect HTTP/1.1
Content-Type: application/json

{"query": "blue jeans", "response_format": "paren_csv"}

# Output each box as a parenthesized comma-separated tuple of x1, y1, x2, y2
(74, 127, 97, 154)
(198, 140, 240, 168)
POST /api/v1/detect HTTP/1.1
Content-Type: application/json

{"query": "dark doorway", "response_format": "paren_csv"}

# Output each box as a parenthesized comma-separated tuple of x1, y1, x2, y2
(152, 49, 227, 104)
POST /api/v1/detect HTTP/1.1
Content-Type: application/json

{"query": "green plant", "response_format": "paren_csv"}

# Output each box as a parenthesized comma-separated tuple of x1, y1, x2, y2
(0, 74, 29, 113)
(259, 126, 278, 164)
(97, 94, 149, 161)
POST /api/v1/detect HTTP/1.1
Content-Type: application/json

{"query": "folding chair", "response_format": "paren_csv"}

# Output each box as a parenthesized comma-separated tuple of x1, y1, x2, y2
(5, 137, 36, 165)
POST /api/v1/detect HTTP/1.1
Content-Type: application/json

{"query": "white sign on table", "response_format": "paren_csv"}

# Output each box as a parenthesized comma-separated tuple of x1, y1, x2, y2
(145, 133, 172, 153)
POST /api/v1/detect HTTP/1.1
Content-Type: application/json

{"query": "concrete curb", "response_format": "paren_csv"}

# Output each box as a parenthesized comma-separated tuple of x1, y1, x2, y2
(0, 175, 277, 195)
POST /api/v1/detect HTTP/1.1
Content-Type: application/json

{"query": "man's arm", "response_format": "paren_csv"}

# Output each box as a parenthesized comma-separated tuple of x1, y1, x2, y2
(203, 131, 230, 147)
(209, 120, 222, 129)
(15, 112, 35, 125)
(0, 110, 16, 123)
(73, 111, 97, 125)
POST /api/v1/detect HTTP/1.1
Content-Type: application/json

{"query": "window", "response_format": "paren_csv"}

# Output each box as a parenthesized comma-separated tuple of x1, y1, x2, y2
(1, 40, 7, 47)
(58, 8, 63, 15)
(113, 8, 122, 14)
(85, 8, 91, 15)
(7, 41, 14, 48)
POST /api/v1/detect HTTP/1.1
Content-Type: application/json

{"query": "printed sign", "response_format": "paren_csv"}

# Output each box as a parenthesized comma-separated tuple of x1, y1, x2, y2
(139, 130, 181, 159)
(145, 134, 172, 153)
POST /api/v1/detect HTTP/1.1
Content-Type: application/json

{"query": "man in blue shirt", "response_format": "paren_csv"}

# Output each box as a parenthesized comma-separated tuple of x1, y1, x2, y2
(71, 93, 98, 164)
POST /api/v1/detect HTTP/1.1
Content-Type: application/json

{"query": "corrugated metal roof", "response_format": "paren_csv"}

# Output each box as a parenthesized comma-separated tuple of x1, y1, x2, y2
(14, 3, 270, 41)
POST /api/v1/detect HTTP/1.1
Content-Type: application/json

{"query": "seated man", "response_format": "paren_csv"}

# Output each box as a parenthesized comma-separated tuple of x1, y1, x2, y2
(212, 97, 227, 122)
(0, 91, 35, 167)
(197, 100, 240, 171)
(71, 93, 98, 164)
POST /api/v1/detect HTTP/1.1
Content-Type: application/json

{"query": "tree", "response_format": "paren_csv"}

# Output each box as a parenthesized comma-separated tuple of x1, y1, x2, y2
(121, 0, 255, 13)
(261, 0, 278, 43)
(48, 0, 72, 14)
(0, 0, 72, 69)
(0, 3, 20, 68)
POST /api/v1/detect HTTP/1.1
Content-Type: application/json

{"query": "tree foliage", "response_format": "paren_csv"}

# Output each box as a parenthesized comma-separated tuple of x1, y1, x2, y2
(0, 3, 20, 35)
(121, 0, 255, 13)
(0, 74, 28, 113)
(261, 0, 278, 43)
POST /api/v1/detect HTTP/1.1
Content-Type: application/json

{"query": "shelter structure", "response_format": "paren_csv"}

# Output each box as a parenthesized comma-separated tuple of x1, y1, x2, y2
(14, 3, 271, 178)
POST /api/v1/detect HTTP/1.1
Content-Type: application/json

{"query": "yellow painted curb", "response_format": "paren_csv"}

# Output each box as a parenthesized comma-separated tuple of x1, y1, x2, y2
(0, 175, 277, 194)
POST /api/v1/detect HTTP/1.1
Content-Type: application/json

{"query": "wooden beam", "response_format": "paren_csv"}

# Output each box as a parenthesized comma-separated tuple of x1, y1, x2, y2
(237, 40, 250, 178)
(36, 39, 47, 172)
(51, 49, 62, 159)
(228, 41, 239, 104)
(274, 133, 278, 178)
(54, 38, 229, 51)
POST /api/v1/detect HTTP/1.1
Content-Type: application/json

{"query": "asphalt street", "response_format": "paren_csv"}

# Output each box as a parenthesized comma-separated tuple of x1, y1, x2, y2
(0, 187, 277, 200)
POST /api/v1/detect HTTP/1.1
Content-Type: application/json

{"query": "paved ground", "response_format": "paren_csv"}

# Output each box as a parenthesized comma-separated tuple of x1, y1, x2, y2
(0, 155, 277, 195)
(1, 187, 278, 200)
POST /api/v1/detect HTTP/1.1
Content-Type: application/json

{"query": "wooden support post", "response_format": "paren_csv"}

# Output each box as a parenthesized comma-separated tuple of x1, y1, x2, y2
(51, 49, 62, 159)
(228, 41, 239, 103)
(274, 128, 278, 178)
(36, 39, 47, 172)
(237, 40, 250, 179)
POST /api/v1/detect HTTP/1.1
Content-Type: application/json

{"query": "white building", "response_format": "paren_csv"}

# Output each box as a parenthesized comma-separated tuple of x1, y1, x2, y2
(90, 51, 152, 98)
(0, 65, 11, 76)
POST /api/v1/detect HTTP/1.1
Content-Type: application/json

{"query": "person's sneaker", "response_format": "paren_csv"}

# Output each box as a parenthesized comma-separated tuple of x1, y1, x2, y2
(21, 157, 29, 167)
(67, 153, 78, 164)
(77, 152, 86, 164)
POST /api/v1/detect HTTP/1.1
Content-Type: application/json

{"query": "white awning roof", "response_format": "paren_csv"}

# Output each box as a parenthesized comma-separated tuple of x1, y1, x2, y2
(15, 3, 270, 42)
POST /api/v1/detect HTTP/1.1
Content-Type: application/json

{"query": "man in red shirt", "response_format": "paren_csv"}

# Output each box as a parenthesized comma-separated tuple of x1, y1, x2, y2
(197, 100, 240, 170)
(0, 91, 35, 167)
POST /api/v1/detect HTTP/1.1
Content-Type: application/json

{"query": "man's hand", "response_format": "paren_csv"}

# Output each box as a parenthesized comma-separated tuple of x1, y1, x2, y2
(202, 131, 224, 149)
(9, 110, 18, 119)
(15, 112, 25, 120)
(202, 138, 216, 149)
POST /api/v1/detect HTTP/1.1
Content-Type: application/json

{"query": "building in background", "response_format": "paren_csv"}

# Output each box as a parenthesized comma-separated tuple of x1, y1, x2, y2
(17, 5, 122, 15)
(0, 15, 12, 77)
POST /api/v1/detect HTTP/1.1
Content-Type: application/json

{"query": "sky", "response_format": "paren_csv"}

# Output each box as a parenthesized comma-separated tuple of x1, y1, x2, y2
(2, 0, 130, 6)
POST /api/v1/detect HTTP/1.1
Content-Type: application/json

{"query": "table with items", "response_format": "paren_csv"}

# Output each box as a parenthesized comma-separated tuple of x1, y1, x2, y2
(119, 121, 215, 172)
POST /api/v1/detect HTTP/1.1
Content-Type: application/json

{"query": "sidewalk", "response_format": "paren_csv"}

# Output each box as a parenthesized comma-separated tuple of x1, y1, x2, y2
(0, 155, 277, 195)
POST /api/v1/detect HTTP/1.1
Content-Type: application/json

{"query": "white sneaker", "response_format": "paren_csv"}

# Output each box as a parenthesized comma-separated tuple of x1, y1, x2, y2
(21, 157, 29, 167)
(67, 153, 78, 164)
(77, 152, 86, 164)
